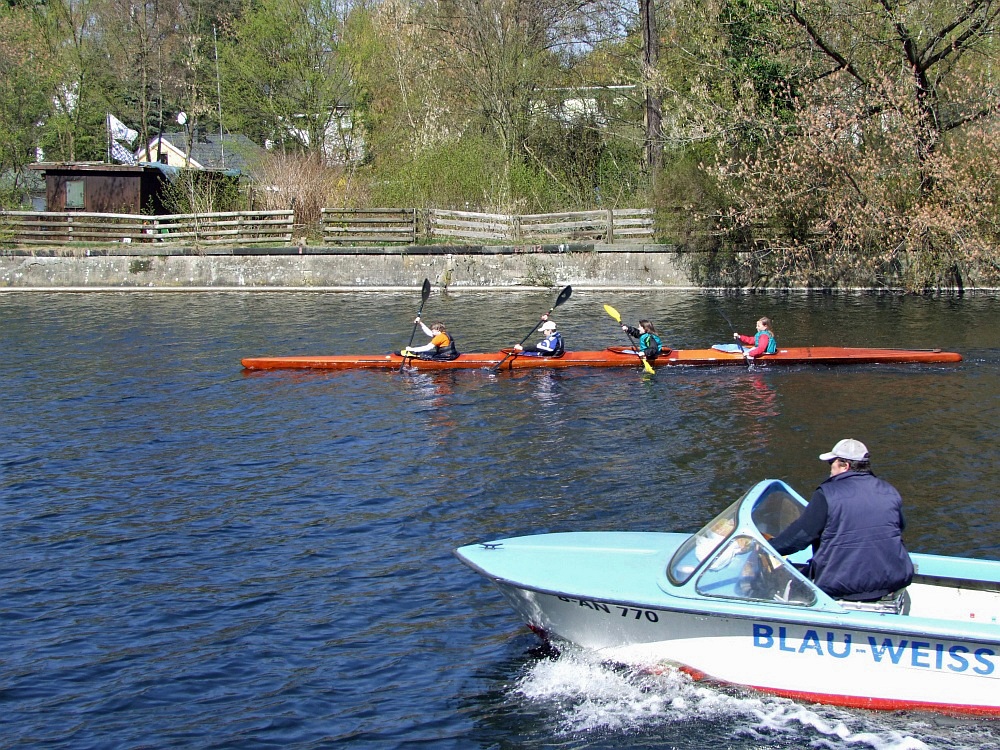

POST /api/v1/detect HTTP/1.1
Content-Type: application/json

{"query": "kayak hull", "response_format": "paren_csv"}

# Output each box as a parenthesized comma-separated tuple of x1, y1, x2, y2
(241, 346, 962, 371)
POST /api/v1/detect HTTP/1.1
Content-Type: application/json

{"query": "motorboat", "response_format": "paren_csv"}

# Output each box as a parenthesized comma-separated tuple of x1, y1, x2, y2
(455, 479, 999, 714)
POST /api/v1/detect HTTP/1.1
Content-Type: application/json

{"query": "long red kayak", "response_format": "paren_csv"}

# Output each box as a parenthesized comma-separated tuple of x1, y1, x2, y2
(241, 346, 962, 371)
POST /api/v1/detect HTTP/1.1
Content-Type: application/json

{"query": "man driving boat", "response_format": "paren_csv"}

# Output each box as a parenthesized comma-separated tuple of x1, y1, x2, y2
(769, 438, 914, 603)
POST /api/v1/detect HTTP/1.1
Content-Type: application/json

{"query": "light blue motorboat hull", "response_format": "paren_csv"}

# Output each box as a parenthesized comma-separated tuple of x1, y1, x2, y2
(456, 481, 1000, 714)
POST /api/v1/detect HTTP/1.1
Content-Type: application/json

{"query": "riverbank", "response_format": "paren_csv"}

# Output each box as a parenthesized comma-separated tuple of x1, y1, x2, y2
(5, 243, 996, 292)
(1, 242, 701, 290)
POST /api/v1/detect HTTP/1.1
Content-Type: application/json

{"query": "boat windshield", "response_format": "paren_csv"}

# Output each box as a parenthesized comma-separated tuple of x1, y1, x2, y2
(667, 498, 741, 585)
(696, 536, 817, 606)
(750, 484, 806, 538)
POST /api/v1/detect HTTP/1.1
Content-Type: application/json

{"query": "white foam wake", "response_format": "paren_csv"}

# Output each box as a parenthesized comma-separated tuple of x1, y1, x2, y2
(512, 646, 994, 749)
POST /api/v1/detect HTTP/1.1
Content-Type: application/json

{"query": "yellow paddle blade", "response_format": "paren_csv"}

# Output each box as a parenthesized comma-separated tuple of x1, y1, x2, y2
(642, 358, 655, 375)
(603, 304, 622, 323)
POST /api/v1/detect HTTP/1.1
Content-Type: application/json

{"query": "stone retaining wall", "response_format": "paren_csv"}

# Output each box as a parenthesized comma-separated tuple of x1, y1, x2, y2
(1, 243, 698, 289)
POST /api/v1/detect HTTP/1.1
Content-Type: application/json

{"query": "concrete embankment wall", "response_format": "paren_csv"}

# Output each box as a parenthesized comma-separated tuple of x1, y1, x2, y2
(0, 243, 698, 290)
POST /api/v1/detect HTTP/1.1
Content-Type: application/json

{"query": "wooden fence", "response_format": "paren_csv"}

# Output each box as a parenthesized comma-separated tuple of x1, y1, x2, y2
(0, 210, 294, 247)
(428, 208, 653, 244)
(320, 208, 417, 244)
(2, 207, 653, 247)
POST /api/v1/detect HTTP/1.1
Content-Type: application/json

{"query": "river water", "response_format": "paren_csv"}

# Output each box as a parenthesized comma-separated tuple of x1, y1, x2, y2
(2, 289, 998, 749)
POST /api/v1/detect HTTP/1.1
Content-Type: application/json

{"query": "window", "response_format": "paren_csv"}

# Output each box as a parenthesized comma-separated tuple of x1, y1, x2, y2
(65, 180, 85, 209)
(668, 497, 742, 585)
(696, 536, 817, 606)
(750, 486, 805, 538)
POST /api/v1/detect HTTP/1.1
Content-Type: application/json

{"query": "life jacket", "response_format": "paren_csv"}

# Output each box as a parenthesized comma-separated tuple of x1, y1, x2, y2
(755, 330, 777, 354)
(538, 331, 564, 356)
(639, 332, 663, 360)
(810, 471, 914, 601)
(429, 333, 460, 361)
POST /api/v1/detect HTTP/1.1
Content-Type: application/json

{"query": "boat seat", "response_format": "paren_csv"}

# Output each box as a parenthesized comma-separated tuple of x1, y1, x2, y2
(837, 588, 910, 615)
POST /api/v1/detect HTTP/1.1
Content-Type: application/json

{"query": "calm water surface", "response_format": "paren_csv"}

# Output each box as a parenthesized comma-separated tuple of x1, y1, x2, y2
(2, 290, 999, 749)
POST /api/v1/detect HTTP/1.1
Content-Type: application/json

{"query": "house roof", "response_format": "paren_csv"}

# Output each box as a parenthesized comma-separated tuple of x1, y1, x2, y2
(143, 131, 263, 172)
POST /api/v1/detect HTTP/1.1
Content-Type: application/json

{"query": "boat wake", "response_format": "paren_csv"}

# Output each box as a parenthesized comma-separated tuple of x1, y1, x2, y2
(512, 645, 995, 749)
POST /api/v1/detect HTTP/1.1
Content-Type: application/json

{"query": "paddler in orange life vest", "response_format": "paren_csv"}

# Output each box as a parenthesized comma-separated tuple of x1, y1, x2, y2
(734, 317, 777, 362)
(399, 318, 460, 360)
(514, 319, 565, 356)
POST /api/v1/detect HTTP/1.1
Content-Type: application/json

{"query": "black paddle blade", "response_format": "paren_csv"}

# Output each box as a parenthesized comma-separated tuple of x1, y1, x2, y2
(554, 285, 572, 308)
(420, 278, 431, 302)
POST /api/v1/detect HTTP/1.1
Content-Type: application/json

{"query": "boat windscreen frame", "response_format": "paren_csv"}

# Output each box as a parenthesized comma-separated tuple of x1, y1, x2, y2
(666, 480, 820, 607)
(666, 492, 746, 586)
(694, 533, 818, 606)
(666, 480, 810, 588)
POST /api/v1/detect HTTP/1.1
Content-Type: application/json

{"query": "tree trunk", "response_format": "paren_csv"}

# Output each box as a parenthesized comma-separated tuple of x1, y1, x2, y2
(640, 0, 662, 172)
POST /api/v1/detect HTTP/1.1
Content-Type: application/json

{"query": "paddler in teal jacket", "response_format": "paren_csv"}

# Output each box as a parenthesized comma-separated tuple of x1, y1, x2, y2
(734, 317, 777, 361)
(621, 319, 664, 361)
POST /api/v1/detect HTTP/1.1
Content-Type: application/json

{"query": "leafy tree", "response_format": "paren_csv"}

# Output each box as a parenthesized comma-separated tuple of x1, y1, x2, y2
(92, 0, 186, 150)
(0, 6, 54, 205)
(30, 0, 107, 162)
(343, 0, 445, 164)
(423, 0, 617, 163)
(221, 0, 353, 160)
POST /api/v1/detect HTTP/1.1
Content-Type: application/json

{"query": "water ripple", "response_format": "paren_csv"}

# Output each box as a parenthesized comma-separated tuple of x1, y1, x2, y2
(1, 291, 998, 749)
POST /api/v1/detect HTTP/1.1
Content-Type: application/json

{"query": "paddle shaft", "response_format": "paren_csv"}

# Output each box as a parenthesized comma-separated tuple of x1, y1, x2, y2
(491, 286, 572, 372)
(603, 304, 654, 374)
(401, 279, 432, 369)
(406, 279, 433, 349)
(718, 308, 747, 356)
(719, 308, 755, 369)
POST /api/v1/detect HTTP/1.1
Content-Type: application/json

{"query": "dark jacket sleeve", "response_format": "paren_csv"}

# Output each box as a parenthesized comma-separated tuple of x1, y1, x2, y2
(770, 489, 828, 555)
(624, 325, 642, 339)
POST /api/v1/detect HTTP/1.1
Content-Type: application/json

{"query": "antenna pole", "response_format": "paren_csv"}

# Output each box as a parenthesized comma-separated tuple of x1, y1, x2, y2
(214, 24, 225, 169)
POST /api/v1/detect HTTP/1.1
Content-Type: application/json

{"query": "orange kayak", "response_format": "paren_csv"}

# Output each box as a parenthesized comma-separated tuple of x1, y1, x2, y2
(241, 346, 962, 371)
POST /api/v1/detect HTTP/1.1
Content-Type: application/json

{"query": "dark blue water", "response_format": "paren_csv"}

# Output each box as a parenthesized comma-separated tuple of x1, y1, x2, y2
(2, 290, 999, 749)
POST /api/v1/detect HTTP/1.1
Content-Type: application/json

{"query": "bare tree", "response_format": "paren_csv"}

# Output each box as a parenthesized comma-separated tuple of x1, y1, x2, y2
(787, 0, 1000, 194)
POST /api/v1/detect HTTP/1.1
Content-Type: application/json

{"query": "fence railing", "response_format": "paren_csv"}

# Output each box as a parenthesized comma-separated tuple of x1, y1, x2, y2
(1, 207, 653, 247)
(0, 210, 294, 246)
(320, 208, 416, 244)
(429, 208, 653, 244)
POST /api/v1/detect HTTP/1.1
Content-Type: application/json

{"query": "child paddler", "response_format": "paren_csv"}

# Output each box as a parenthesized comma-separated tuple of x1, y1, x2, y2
(621, 319, 664, 362)
(399, 319, 459, 360)
(734, 317, 777, 361)
(514, 319, 564, 356)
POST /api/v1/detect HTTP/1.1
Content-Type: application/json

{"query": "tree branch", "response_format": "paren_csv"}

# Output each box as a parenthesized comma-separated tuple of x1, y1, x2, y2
(788, 1, 866, 85)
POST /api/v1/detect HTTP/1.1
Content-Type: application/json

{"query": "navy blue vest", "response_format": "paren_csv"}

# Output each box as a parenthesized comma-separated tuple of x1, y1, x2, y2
(811, 471, 914, 600)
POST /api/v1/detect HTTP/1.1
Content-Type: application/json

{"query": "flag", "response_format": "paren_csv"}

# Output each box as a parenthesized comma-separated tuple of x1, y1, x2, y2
(107, 113, 138, 146)
(110, 140, 138, 165)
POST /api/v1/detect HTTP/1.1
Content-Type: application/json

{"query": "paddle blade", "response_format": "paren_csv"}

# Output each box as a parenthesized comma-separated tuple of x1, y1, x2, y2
(603, 304, 622, 323)
(420, 278, 431, 302)
(553, 285, 572, 308)
(642, 358, 655, 375)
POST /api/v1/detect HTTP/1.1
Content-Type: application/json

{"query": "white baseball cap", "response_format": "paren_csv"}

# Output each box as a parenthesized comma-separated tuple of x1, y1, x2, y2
(819, 438, 869, 462)
(538, 321, 557, 332)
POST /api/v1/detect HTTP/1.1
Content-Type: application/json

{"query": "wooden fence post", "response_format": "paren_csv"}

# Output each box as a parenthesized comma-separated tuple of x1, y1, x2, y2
(606, 209, 615, 244)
